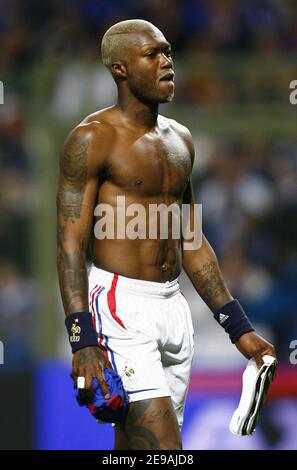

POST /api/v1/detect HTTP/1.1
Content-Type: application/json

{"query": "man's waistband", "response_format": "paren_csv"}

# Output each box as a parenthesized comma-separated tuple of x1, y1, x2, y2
(88, 265, 180, 298)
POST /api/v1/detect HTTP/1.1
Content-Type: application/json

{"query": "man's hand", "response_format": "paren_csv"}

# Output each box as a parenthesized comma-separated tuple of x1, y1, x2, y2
(72, 346, 112, 403)
(235, 331, 277, 368)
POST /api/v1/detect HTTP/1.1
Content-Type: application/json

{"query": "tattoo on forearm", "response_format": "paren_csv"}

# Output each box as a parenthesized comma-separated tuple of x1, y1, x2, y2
(57, 134, 89, 222)
(57, 247, 88, 313)
(192, 260, 230, 310)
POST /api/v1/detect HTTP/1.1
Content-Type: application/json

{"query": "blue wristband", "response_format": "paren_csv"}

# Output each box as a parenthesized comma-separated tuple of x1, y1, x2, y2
(65, 312, 99, 353)
(214, 299, 254, 343)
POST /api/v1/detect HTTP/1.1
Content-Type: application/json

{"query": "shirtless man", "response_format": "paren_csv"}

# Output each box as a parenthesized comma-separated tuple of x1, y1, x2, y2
(57, 19, 276, 450)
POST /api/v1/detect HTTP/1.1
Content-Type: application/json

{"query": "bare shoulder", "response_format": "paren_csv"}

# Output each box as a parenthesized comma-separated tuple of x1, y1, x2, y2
(75, 108, 117, 148)
(160, 115, 193, 144)
(60, 112, 116, 173)
(160, 115, 195, 161)
(81, 106, 118, 131)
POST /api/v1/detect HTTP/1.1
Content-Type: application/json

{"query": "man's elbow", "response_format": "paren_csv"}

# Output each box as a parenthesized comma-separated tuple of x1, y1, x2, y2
(56, 239, 87, 267)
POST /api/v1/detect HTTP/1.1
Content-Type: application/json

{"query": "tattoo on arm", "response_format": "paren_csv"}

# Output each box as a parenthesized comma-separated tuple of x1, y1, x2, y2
(58, 134, 89, 222)
(57, 133, 91, 313)
(57, 245, 88, 313)
(192, 260, 231, 310)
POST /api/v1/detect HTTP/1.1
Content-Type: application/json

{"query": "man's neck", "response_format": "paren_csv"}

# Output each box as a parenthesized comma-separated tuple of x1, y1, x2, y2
(117, 91, 158, 131)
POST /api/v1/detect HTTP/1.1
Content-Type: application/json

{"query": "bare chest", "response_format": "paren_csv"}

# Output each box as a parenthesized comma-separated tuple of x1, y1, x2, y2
(106, 131, 192, 198)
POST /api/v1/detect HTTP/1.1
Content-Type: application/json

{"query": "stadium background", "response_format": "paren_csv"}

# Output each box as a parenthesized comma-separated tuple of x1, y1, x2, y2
(0, 0, 296, 450)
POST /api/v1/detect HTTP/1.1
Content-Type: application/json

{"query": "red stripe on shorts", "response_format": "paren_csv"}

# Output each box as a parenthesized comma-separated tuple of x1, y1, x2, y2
(107, 274, 126, 330)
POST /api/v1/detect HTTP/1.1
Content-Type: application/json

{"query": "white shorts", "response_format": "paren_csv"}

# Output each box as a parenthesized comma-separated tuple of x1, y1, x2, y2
(88, 265, 194, 429)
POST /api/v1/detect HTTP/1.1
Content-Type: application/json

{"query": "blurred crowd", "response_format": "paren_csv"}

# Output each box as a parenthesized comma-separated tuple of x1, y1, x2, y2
(1, 0, 296, 108)
(0, 0, 296, 367)
(1, 0, 297, 70)
(187, 136, 297, 366)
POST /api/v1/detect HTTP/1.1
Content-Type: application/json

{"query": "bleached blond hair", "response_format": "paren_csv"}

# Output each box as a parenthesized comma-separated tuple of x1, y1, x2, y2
(101, 19, 158, 69)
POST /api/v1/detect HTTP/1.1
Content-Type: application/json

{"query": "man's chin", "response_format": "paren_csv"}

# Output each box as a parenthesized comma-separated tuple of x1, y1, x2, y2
(159, 92, 175, 103)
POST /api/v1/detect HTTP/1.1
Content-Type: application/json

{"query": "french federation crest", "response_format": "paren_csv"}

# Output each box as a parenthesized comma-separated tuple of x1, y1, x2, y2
(70, 319, 81, 342)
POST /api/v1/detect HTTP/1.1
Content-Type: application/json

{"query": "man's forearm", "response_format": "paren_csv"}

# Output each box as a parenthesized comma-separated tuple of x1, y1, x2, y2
(57, 243, 89, 315)
(183, 235, 233, 311)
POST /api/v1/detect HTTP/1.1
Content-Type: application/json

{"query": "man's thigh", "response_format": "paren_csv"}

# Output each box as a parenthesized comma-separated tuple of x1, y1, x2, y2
(115, 397, 182, 450)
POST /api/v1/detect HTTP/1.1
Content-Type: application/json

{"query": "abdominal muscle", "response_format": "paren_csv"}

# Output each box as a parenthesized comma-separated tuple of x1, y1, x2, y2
(92, 236, 182, 282)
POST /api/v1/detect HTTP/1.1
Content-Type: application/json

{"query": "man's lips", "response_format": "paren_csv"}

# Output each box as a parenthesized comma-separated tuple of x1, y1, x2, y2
(159, 72, 175, 81)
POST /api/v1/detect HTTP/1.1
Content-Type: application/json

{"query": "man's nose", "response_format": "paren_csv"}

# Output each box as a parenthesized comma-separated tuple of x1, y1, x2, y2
(161, 53, 173, 68)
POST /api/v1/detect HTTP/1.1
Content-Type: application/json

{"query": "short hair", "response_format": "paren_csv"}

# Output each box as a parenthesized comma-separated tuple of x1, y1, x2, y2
(101, 19, 158, 69)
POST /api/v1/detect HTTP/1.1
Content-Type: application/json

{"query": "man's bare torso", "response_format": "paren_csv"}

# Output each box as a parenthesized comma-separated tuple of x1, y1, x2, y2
(83, 106, 193, 282)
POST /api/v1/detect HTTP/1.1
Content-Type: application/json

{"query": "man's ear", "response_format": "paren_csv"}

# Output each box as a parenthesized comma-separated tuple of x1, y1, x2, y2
(111, 62, 127, 79)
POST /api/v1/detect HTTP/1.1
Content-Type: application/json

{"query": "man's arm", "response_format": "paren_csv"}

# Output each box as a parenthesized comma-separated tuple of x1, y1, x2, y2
(182, 178, 233, 311)
(181, 143, 276, 367)
(57, 122, 111, 397)
(183, 230, 233, 311)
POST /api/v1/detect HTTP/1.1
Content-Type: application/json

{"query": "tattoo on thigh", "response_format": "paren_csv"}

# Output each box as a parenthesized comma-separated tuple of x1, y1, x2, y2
(128, 427, 161, 450)
(124, 399, 175, 450)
